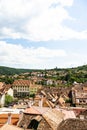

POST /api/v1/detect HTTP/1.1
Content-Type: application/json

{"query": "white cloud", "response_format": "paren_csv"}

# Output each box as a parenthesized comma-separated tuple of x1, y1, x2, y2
(0, 0, 87, 42)
(0, 41, 87, 69)
(25, 5, 72, 41)
(0, 0, 87, 41)
(0, 0, 87, 69)
(60, 52, 87, 68)
(59, 0, 73, 7)
(1, 27, 22, 39)
(0, 41, 67, 68)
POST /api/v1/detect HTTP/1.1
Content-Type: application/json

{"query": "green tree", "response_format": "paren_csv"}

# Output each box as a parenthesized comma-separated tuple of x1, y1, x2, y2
(64, 73, 71, 82)
(5, 94, 13, 106)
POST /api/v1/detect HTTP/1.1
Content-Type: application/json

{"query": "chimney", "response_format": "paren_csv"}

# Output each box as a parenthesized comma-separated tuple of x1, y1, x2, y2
(39, 96, 43, 107)
(7, 113, 12, 124)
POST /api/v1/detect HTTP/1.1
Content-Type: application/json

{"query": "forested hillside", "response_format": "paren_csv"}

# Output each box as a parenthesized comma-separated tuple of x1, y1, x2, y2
(0, 66, 34, 75)
(0, 65, 87, 84)
(51, 65, 87, 83)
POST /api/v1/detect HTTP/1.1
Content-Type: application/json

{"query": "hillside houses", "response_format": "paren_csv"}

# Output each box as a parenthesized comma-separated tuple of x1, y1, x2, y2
(0, 66, 87, 129)
(0, 79, 87, 130)
(2, 78, 87, 108)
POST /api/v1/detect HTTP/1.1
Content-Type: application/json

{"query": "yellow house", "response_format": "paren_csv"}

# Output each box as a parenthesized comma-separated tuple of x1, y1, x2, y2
(29, 82, 42, 95)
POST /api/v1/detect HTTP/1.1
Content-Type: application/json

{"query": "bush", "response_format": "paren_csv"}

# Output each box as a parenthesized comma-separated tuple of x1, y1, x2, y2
(5, 94, 13, 106)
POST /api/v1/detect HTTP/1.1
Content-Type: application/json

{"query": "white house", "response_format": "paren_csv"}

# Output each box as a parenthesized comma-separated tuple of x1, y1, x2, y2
(0, 84, 13, 106)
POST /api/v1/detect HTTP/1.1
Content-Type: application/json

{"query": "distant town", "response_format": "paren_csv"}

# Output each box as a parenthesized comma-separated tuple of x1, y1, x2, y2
(0, 65, 87, 130)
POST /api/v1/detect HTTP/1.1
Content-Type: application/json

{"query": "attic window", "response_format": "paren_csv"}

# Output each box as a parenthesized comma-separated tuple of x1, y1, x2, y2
(28, 116, 42, 130)
(28, 119, 39, 129)
(79, 99, 82, 103)
(83, 100, 86, 103)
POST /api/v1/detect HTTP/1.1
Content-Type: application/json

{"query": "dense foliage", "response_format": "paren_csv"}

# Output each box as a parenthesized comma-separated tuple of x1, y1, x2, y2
(5, 94, 13, 106)
(51, 65, 87, 84)
(0, 66, 40, 75)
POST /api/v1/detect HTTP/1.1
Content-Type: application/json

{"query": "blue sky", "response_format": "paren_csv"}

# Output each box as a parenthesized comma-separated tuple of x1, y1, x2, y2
(0, 0, 87, 69)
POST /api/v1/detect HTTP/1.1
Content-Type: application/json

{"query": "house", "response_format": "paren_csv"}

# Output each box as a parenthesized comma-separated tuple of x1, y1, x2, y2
(55, 108, 76, 120)
(77, 109, 87, 120)
(72, 107, 86, 117)
(42, 109, 64, 130)
(17, 106, 65, 130)
(0, 84, 13, 106)
(17, 106, 50, 129)
(72, 83, 87, 107)
(46, 79, 53, 85)
(12, 79, 42, 98)
(58, 96, 65, 107)
(29, 82, 42, 95)
(12, 79, 30, 97)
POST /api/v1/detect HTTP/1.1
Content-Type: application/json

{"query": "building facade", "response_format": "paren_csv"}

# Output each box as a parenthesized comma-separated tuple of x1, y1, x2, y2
(72, 83, 87, 107)
(12, 80, 30, 97)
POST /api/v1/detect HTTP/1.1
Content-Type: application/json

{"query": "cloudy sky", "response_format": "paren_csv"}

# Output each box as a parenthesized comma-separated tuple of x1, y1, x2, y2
(0, 0, 87, 69)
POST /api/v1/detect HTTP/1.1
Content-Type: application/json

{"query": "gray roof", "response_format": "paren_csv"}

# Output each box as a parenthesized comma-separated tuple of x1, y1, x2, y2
(57, 118, 87, 130)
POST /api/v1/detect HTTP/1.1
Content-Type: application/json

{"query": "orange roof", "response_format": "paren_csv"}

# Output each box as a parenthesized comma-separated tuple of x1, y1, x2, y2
(24, 107, 41, 115)
(0, 84, 11, 94)
(0, 114, 19, 126)
(13, 80, 30, 86)
(0, 114, 19, 118)
(0, 82, 4, 90)
(24, 106, 49, 115)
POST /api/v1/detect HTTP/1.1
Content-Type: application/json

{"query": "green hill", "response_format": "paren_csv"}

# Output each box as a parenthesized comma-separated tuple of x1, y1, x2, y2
(0, 65, 87, 85)
(52, 65, 87, 84)
(0, 65, 87, 75)
(0, 66, 36, 75)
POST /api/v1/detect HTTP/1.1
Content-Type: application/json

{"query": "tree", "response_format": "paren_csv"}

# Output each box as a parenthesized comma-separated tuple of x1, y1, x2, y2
(64, 73, 71, 82)
(5, 94, 13, 106)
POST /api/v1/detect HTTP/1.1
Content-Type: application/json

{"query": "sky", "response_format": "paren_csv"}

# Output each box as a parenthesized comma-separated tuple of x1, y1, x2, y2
(0, 0, 87, 69)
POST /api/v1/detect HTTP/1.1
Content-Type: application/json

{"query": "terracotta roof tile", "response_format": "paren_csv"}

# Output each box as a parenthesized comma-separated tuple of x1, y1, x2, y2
(43, 109, 64, 130)
(24, 107, 41, 115)
(24, 106, 49, 115)
(0, 82, 4, 90)
(13, 80, 30, 86)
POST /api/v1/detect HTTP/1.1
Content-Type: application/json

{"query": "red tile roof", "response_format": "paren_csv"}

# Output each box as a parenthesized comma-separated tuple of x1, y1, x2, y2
(13, 80, 30, 86)
(24, 107, 41, 115)
(0, 82, 4, 89)
(0, 84, 11, 94)
(24, 106, 49, 115)
(0, 114, 19, 127)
